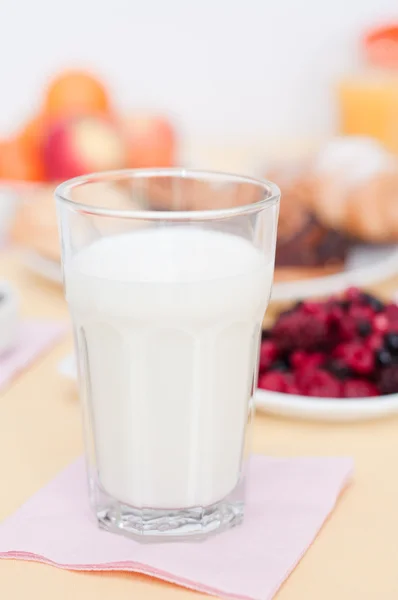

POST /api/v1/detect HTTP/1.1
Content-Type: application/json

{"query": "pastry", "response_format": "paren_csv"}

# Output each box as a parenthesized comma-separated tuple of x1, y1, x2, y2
(308, 136, 398, 243)
(267, 163, 352, 280)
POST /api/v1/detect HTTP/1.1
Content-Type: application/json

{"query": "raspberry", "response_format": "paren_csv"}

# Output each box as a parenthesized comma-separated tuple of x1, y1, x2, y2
(291, 351, 325, 371)
(303, 352, 325, 370)
(258, 372, 287, 393)
(349, 304, 374, 322)
(295, 368, 318, 390)
(335, 342, 374, 375)
(373, 314, 389, 334)
(302, 301, 324, 316)
(343, 379, 379, 398)
(379, 366, 398, 395)
(338, 316, 358, 342)
(301, 369, 342, 398)
(366, 333, 383, 351)
(273, 312, 327, 351)
(327, 305, 345, 326)
(290, 350, 307, 370)
(345, 287, 362, 302)
(386, 303, 398, 322)
(285, 383, 300, 394)
(259, 340, 278, 372)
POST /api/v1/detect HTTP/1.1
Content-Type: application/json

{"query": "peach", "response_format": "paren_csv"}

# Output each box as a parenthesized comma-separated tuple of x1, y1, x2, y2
(43, 70, 111, 119)
(43, 115, 127, 181)
(124, 114, 177, 168)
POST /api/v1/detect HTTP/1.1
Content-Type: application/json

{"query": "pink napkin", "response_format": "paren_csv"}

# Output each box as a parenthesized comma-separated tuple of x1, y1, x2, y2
(0, 455, 353, 600)
(0, 320, 67, 390)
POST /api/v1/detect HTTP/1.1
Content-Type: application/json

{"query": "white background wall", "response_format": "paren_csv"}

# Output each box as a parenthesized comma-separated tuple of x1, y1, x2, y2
(0, 0, 396, 165)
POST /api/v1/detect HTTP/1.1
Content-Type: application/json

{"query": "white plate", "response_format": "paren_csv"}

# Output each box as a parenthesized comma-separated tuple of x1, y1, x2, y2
(23, 244, 398, 302)
(59, 353, 397, 422)
(255, 388, 398, 422)
(271, 244, 398, 301)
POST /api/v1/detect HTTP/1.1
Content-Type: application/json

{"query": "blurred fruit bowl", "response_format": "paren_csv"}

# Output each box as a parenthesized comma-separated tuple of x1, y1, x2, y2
(1, 68, 178, 261)
(256, 288, 398, 421)
(0, 68, 178, 185)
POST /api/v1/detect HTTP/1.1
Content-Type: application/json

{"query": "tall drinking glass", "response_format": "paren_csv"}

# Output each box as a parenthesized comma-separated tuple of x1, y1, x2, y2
(56, 169, 280, 541)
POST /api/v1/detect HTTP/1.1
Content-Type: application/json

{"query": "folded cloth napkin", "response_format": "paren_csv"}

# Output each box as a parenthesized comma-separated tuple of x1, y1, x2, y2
(0, 320, 67, 391)
(0, 455, 353, 600)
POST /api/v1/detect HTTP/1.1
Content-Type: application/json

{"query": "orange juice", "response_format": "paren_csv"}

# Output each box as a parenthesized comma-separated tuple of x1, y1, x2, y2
(338, 24, 398, 154)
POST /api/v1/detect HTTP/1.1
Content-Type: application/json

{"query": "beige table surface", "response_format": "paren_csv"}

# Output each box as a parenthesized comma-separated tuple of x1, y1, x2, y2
(1, 250, 398, 599)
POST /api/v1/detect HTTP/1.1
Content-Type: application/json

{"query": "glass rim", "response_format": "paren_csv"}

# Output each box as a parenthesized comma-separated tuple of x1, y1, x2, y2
(55, 168, 280, 221)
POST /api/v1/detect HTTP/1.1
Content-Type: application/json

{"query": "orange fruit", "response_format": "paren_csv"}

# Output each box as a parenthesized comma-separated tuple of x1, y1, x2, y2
(43, 70, 111, 119)
(18, 112, 47, 154)
(0, 138, 45, 182)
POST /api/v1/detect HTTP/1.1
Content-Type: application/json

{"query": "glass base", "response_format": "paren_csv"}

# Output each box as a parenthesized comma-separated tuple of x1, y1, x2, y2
(94, 485, 244, 543)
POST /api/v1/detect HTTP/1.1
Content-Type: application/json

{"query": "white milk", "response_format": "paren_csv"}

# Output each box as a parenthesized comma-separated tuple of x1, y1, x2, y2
(66, 227, 273, 509)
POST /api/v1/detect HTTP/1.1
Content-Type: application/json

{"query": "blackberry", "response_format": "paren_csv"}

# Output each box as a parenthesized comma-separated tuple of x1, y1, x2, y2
(357, 320, 372, 337)
(361, 293, 385, 313)
(379, 366, 398, 395)
(338, 299, 352, 311)
(384, 332, 398, 354)
(326, 360, 351, 380)
(273, 312, 328, 352)
(375, 348, 393, 368)
(269, 360, 289, 372)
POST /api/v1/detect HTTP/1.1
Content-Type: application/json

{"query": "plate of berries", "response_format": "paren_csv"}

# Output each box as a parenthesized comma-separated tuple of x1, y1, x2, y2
(256, 287, 398, 421)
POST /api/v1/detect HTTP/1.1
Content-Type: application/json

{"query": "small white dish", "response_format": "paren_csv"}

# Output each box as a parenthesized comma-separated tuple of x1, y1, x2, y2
(59, 353, 397, 422)
(255, 388, 398, 422)
(22, 251, 63, 284)
(0, 281, 19, 355)
(0, 187, 18, 245)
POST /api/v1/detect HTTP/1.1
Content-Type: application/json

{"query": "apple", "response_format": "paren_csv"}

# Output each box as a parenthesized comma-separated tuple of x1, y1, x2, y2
(124, 114, 177, 168)
(43, 115, 127, 181)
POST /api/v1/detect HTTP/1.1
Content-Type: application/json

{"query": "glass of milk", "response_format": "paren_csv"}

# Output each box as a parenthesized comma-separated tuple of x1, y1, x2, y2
(56, 169, 280, 541)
